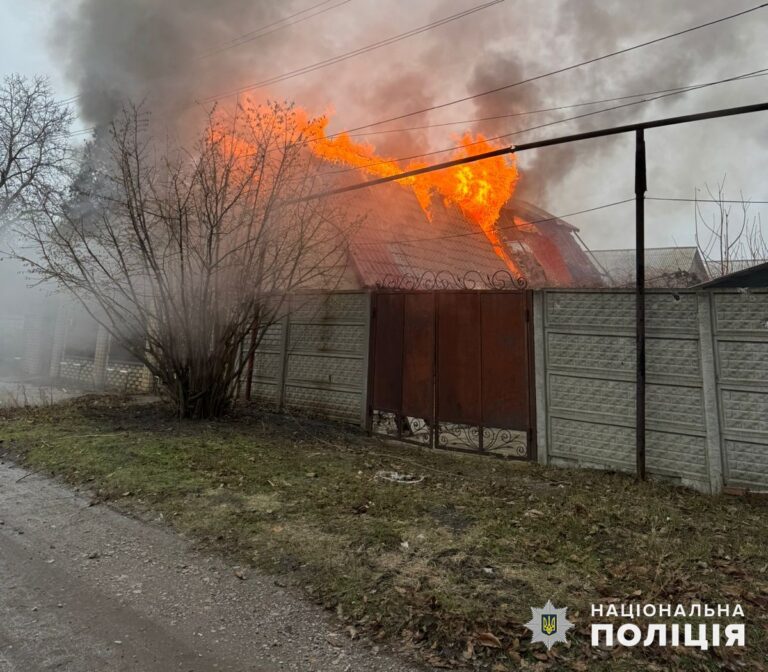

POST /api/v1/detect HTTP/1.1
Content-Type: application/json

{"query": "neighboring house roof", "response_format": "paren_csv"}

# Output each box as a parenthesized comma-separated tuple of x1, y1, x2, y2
(699, 260, 768, 288)
(704, 259, 768, 280)
(590, 246, 708, 287)
(345, 184, 602, 288)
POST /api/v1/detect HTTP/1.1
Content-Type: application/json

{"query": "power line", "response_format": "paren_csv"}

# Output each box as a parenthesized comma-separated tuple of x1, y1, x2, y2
(291, 101, 768, 202)
(328, 196, 768, 248)
(329, 2, 768, 136)
(201, 0, 505, 102)
(226, 67, 767, 171)
(649, 197, 768, 205)
(64, 68, 757, 155)
(316, 67, 768, 176)
(339, 71, 768, 140)
(348, 196, 768, 248)
(354, 199, 635, 246)
(53, 94, 82, 108)
(197, 0, 353, 60)
(53, 0, 355, 114)
(207, 0, 335, 46)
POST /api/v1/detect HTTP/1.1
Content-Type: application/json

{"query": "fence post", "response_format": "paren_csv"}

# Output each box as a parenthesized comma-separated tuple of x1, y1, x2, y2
(47, 299, 69, 380)
(533, 290, 549, 465)
(360, 291, 374, 430)
(276, 307, 291, 412)
(93, 324, 110, 389)
(697, 292, 724, 494)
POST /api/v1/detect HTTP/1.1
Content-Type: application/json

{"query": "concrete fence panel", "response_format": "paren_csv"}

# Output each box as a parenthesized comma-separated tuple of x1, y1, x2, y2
(535, 288, 768, 493)
(711, 292, 768, 490)
(247, 292, 371, 426)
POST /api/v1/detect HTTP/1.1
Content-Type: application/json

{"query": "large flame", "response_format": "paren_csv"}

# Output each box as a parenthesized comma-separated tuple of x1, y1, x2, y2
(306, 118, 521, 273)
(219, 100, 521, 273)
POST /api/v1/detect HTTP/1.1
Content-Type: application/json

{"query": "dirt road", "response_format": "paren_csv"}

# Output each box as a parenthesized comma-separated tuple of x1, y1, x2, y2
(0, 459, 420, 672)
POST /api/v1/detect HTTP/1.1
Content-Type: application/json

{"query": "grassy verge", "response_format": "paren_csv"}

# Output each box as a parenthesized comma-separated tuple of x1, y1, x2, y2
(2, 396, 767, 671)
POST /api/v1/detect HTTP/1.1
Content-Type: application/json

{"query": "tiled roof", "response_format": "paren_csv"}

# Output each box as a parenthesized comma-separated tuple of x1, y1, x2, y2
(347, 182, 512, 287)
(591, 246, 707, 287)
(496, 201, 604, 287)
(699, 260, 768, 288)
(503, 199, 578, 231)
(704, 259, 768, 279)
(344, 183, 601, 288)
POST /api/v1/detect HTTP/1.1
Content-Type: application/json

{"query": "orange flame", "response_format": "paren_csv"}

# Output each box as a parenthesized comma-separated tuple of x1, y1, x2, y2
(306, 118, 520, 272)
(217, 100, 521, 273)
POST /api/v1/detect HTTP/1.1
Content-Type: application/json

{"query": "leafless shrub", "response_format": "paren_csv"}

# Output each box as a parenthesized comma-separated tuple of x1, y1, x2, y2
(16, 101, 356, 418)
(695, 177, 768, 278)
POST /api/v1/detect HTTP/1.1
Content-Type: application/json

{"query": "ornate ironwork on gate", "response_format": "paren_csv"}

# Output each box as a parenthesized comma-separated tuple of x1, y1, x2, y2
(375, 269, 528, 291)
(366, 287, 536, 460)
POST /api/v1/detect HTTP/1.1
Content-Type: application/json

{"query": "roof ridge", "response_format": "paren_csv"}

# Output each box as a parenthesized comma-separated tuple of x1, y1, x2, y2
(592, 246, 698, 253)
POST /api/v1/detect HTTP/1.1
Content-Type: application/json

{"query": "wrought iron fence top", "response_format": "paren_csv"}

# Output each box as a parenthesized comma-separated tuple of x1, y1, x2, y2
(374, 269, 528, 291)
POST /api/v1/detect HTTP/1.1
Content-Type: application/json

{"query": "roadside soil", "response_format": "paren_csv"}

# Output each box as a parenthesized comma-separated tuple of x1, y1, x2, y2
(0, 457, 419, 672)
(2, 396, 768, 671)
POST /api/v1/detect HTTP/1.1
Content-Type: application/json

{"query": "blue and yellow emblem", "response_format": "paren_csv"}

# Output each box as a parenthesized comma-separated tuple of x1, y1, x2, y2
(542, 614, 557, 636)
(525, 600, 574, 650)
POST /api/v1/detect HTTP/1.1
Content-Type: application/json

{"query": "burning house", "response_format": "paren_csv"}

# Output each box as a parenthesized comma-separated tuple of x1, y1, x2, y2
(338, 182, 603, 289)
(297, 112, 603, 289)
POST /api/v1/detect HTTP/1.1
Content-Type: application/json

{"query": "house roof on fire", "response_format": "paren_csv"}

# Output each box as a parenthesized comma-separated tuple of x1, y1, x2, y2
(344, 181, 602, 288)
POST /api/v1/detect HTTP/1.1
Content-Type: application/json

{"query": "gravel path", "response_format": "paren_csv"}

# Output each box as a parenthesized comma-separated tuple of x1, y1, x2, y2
(0, 459, 423, 672)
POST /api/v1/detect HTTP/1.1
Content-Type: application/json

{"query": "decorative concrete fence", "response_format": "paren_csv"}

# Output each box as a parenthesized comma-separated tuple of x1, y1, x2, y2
(33, 287, 768, 493)
(47, 292, 372, 407)
(244, 292, 371, 425)
(50, 310, 153, 394)
(533, 289, 768, 493)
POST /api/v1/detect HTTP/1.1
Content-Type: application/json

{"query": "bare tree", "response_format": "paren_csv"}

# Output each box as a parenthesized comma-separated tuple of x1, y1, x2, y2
(0, 75, 73, 235)
(695, 177, 768, 279)
(16, 102, 355, 418)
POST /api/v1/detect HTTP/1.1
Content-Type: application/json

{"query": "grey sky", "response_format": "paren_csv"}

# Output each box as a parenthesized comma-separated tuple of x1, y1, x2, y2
(2, 2, 74, 96)
(2, 0, 766, 252)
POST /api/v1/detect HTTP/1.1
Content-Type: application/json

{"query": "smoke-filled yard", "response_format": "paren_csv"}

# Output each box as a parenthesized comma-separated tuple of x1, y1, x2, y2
(2, 396, 766, 671)
(0, 379, 82, 408)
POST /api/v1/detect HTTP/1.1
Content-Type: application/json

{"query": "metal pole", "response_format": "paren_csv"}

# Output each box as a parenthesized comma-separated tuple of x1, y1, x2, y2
(244, 322, 257, 401)
(291, 102, 768, 203)
(635, 128, 647, 480)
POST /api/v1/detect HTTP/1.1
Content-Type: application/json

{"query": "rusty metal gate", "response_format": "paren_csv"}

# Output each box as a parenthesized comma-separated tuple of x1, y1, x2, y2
(367, 290, 535, 459)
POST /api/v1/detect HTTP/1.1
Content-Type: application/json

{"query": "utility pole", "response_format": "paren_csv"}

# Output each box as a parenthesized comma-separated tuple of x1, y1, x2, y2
(635, 129, 647, 480)
(296, 101, 768, 481)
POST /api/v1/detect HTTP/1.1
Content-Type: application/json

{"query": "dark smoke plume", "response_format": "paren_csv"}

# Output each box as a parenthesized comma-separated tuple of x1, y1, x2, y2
(466, 0, 764, 204)
(52, 0, 766, 245)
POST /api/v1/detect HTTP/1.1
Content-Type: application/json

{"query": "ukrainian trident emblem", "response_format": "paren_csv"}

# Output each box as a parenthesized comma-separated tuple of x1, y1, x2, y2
(525, 600, 574, 650)
(542, 613, 558, 636)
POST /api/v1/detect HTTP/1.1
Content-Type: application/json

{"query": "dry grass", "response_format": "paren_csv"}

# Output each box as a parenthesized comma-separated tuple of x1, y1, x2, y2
(1, 396, 767, 671)
(0, 383, 59, 408)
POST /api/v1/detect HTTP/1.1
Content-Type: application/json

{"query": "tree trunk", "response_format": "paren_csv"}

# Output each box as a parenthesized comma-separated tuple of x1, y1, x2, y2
(170, 364, 237, 419)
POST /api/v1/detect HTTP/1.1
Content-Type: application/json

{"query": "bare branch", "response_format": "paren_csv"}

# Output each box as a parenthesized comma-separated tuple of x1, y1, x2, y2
(695, 176, 768, 279)
(14, 101, 357, 418)
(0, 75, 73, 236)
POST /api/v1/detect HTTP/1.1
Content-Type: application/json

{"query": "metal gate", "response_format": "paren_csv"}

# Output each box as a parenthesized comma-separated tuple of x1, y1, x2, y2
(367, 290, 536, 459)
